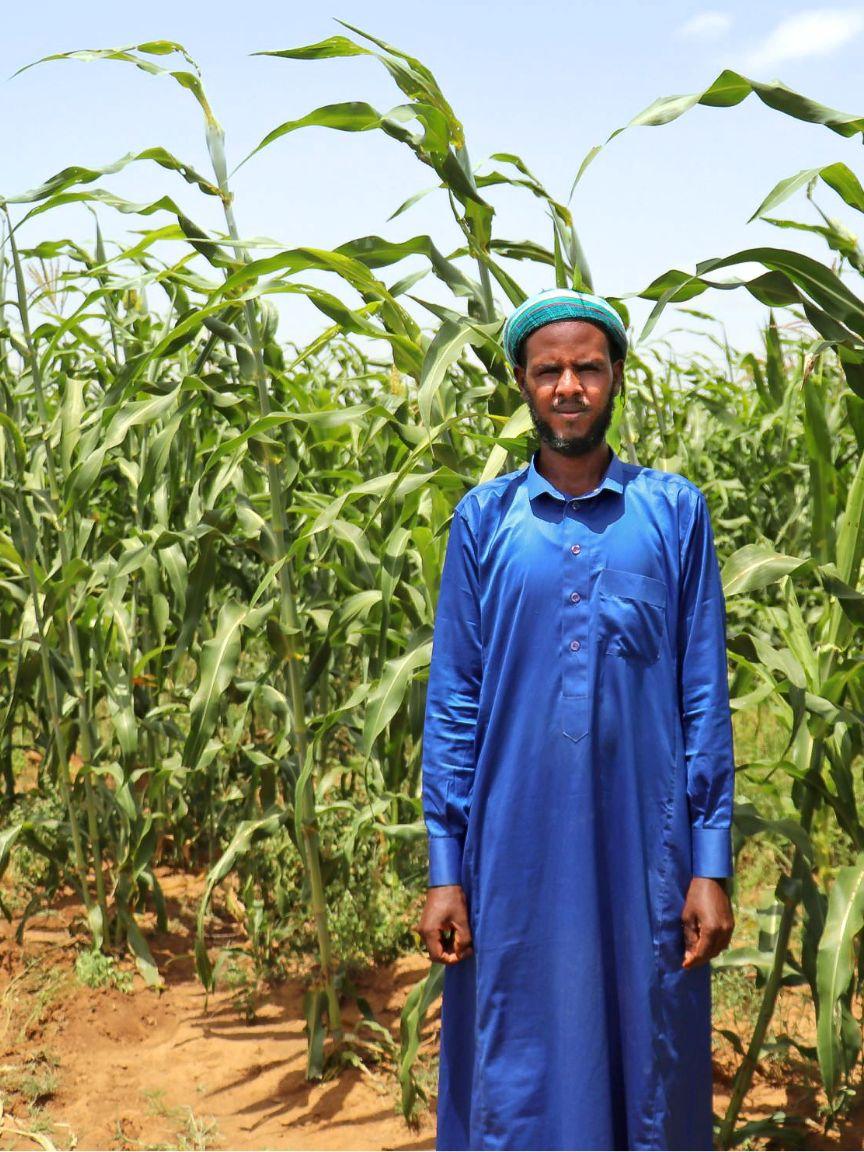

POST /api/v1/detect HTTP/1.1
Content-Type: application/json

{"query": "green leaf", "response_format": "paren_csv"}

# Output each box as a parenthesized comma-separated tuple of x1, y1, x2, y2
(750, 162, 864, 223)
(733, 801, 814, 863)
(121, 909, 163, 988)
(255, 35, 371, 62)
(418, 317, 499, 427)
(362, 636, 432, 757)
(17, 43, 219, 128)
(9, 148, 220, 205)
(572, 72, 864, 196)
(712, 946, 801, 982)
(0, 822, 25, 882)
(631, 69, 864, 138)
(242, 102, 382, 167)
(67, 383, 182, 499)
(816, 855, 864, 1100)
(835, 450, 864, 588)
(722, 545, 811, 596)
(336, 233, 479, 301)
(399, 964, 445, 1121)
(638, 247, 864, 347)
(182, 599, 272, 769)
(194, 811, 284, 990)
(479, 405, 534, 483)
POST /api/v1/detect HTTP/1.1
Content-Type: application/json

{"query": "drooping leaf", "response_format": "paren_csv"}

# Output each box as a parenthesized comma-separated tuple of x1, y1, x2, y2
(362, 636, 433, 757)
(722, 545, 811, 597)
(816, 855, 864, 1101)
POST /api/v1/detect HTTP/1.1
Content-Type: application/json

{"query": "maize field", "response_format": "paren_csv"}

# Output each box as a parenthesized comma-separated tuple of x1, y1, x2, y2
(2, 26, 864, 1150)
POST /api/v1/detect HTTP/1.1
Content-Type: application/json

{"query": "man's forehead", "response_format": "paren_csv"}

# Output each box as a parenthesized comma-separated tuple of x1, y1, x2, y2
(523, 319, 611, 359)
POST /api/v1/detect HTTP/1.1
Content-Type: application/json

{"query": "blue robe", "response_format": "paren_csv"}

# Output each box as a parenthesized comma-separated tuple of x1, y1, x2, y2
(421, 446, 735, 1151)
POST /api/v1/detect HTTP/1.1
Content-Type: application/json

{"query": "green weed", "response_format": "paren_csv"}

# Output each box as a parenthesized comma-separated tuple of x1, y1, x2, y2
(74, 950, 134, 993)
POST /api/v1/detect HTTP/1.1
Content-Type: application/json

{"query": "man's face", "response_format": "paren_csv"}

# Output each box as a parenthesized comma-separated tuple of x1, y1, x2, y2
(514, 320, 623, 457)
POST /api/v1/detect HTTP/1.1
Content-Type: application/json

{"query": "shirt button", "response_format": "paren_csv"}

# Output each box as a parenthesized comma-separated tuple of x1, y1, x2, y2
(570, 639, 581, 652)
(570, 543, 581, 555)
(570, 591, 581, 603)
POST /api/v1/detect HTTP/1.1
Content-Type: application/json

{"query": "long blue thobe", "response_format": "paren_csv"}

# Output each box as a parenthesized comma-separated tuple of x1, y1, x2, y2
(421, 445, 735, 1151)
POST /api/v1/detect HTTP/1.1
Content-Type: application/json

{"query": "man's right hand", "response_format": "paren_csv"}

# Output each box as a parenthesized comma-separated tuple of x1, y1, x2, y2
(417, 884, 473, 965)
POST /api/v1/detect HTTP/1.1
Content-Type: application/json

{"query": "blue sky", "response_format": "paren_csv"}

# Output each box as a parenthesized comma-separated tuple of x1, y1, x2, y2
(6, 1, 864, 356)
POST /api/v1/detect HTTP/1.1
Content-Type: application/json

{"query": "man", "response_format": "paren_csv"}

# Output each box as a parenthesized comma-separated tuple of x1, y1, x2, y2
(417, 288, 735, 1151)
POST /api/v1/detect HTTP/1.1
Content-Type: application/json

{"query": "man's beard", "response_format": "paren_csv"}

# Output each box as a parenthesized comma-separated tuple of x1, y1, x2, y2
(525, 388, 616, 457)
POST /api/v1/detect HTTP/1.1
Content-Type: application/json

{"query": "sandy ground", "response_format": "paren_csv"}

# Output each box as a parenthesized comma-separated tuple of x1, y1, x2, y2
(1, 868, 863, 1150)
(0, 871, 436, 1151)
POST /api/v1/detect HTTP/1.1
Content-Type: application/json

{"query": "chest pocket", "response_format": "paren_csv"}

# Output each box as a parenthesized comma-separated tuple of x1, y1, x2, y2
(597, 568, 667, 664)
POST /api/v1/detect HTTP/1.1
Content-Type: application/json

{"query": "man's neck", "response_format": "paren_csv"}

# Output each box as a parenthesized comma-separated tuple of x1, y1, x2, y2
(535, 441, 612, 498)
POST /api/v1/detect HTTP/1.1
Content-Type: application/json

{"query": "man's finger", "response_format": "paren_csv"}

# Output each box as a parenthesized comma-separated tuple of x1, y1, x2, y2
(704, 923, 734, 961)
(682, 912, 706, 967)
(440, 930, 468, 965)
(444, 918, 472, 962)
(684, 921, 722, 967)
(423, 924, 472, 966)
(453, 918, 473, 956)
(454, 934, 474, 961)
(681, 879, 736, 967)
(421, 929, 447, 964)
(681, 914, 699, 954)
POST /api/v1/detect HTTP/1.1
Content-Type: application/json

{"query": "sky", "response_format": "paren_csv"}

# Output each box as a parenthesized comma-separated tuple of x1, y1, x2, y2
(5, 1, 864, 359)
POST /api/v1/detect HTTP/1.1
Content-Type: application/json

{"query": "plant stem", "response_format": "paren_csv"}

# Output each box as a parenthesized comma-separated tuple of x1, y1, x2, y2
(204, 119, 342, 1039)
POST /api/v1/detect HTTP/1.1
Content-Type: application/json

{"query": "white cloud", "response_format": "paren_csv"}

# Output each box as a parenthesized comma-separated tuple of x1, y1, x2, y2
(744, 8, 864, 69)
(677, 11, 733, 39)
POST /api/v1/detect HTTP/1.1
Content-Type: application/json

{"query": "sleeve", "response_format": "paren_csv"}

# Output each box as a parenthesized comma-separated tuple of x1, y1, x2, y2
(421, 504, 482, 887)
(677, 488, 736, 878)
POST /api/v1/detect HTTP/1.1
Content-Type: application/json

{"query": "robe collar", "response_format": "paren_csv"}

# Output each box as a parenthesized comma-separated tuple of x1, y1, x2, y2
(525, 444, 625, 503)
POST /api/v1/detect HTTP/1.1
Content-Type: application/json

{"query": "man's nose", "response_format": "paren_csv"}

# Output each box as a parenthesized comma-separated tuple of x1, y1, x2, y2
(555, 367, 584, 395)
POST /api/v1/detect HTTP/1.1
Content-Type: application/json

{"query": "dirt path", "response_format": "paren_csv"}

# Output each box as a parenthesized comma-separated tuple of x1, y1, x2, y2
(2, 869, 864, 1150)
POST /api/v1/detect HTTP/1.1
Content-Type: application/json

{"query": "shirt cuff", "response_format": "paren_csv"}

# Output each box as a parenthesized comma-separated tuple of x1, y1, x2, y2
(692, 826, 732, 878)
(428, 835, 464, 886)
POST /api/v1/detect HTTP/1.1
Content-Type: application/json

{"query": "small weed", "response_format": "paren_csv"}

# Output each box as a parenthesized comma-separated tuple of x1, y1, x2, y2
(141, 1089, 220, 1150)
(113, 1119, 131, 1144)
(23, 1104, 57, 1134)
(712, 968, 762, 1068)
(1, 1109, 73, 1152)
(0, 1054, 58, 1107)
(143, 1087, 171, 1118)
(177, 1107, 221, 1151)
(211, 950, 258, 1023)
(75, 949, 134, 993)
(1, 961, 67, 1044)
(2, 790, 67, 913)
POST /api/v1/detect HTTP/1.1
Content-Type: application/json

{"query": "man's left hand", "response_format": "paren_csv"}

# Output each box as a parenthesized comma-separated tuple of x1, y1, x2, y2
(681, 877, 734, 969)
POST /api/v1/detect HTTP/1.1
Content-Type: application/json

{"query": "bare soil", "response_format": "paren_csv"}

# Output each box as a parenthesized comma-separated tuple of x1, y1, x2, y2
(0, 870, 436, 1151)
(1, 868, 863, 1151)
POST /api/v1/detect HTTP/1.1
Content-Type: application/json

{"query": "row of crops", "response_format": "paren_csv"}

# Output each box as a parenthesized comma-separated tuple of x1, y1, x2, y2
(3, 27, 864, 1147)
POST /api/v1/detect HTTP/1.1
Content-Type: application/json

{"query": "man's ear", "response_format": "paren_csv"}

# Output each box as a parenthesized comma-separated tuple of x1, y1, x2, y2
(514, 364, 526, 396)
(612, 361, 624, 398)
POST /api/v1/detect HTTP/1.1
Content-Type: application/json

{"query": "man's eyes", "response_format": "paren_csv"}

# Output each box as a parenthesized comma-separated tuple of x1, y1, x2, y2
(536, 366, 600, 375)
